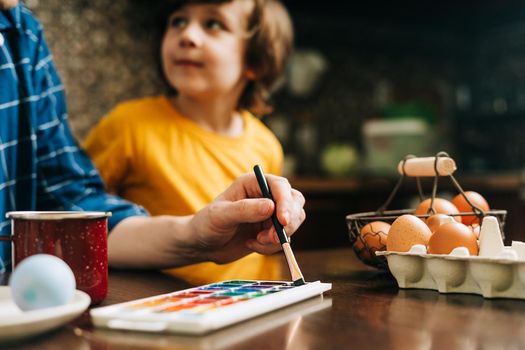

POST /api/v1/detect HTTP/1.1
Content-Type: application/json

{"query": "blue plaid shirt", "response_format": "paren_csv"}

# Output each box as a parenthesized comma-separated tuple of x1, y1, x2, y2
(0, 4, 147, 272)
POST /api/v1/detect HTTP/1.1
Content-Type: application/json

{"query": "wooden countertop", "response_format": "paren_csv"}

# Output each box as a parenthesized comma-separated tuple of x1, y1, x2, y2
(6, 248, 525, 349)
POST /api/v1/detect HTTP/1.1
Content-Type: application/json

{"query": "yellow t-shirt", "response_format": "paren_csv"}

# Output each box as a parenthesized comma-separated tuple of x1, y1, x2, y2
(84, 95, 284, 285)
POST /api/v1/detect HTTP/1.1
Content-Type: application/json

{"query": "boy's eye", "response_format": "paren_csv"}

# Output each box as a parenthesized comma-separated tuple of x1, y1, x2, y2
(206, 19, 225, 30)
(169, 16, 187, 28)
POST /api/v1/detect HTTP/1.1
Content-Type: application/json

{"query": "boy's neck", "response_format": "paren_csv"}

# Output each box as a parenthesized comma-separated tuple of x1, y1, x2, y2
(170, 95, 244, 137)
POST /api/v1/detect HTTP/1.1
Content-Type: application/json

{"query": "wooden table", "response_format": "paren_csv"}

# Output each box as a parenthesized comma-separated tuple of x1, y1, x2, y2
(6, 248, 525, 349)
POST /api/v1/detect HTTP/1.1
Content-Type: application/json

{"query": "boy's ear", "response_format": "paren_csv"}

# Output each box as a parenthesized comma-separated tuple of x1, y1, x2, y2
(245, 69, 257, 80)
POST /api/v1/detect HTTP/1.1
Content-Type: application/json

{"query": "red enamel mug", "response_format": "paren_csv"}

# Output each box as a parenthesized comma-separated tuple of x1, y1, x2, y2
(5, 211, 111, 304)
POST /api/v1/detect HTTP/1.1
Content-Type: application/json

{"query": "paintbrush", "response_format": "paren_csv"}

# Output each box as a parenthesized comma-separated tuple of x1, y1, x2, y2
(253, 165, 305, 286)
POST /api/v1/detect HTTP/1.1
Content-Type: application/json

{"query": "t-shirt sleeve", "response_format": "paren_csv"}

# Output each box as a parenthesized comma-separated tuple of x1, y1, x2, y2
(268, 140, 284, 176)
(84, 106, 132, 195)
(250, 114, 284, 177)
(261, 121, 284, 176)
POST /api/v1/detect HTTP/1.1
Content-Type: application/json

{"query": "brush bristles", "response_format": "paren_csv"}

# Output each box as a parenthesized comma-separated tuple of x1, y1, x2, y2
(282, 242, 305, 284)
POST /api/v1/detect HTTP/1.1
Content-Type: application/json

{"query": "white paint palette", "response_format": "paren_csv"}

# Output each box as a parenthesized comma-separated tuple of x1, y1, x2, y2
(91, 280, 331, 334)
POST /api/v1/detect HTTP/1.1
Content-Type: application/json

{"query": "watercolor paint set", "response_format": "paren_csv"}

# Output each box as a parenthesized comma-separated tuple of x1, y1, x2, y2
(89, 297, 332, 349)
(90, 280, 332, 334)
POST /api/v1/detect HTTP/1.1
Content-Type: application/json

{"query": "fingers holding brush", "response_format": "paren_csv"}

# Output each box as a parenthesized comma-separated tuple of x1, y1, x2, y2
(263, 175, 306, 235)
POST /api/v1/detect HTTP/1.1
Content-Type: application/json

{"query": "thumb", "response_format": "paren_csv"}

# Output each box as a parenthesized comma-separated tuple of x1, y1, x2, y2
(215, 198, 274, 226)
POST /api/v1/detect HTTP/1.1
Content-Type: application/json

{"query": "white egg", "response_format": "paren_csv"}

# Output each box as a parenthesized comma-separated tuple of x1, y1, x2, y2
(9, 254, 76, 311)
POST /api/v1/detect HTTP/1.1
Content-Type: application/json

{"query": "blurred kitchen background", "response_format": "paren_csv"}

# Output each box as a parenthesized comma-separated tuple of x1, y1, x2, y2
(28, 0, 525, 247)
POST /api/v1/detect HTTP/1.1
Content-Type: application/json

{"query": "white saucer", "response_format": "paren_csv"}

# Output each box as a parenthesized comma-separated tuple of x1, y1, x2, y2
(0, 286, 91, 343)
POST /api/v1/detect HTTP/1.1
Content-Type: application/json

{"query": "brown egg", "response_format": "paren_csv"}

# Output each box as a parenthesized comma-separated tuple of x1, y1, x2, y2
(427, 222, 479, 255)
(387, 215, 432, 252)
(451, 191, 490, 225)
(415, 198, 460, 221)
(356, 221, 390, 260)
(426, 214, 456, 233)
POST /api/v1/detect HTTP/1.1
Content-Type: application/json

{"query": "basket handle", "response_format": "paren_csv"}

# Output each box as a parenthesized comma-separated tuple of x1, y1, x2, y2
(397, 156, 456, 177)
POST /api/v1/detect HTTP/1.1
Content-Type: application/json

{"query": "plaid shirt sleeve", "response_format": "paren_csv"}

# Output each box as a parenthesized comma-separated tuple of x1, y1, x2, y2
(0, 5, 147, 271)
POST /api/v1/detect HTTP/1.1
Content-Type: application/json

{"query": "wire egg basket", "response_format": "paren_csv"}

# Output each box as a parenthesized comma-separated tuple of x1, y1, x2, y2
(346, 152, 507, 270)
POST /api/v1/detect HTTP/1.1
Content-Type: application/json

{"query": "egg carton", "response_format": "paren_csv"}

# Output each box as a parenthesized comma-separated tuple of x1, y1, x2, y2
(377, 216, 525, 299)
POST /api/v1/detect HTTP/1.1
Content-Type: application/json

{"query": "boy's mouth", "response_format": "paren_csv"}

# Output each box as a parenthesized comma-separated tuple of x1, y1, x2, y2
(175, 59, 204, 68)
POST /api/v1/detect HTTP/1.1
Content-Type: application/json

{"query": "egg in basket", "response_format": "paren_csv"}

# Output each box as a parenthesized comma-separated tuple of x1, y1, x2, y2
(346, 152, 507, 270)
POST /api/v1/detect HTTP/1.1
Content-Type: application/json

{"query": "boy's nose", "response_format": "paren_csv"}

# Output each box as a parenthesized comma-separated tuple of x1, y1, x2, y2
(178, 22, 203, 48)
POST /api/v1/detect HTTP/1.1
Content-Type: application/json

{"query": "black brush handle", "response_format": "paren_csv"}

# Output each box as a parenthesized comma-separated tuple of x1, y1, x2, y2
(253, 165, 289, 245)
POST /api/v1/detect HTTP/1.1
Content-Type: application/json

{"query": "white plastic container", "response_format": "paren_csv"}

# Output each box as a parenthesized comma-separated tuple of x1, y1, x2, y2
(362, 119, 430, 175)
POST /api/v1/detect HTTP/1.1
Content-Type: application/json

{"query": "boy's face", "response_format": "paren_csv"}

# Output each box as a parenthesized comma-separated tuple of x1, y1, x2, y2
(161, 0, 254, 100)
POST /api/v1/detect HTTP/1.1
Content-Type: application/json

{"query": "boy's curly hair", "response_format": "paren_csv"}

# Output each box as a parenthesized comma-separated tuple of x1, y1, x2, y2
(155, 0, 294, 115)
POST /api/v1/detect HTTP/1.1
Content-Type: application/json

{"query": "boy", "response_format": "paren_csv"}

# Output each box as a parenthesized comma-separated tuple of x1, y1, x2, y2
(85, 0, 295, 283)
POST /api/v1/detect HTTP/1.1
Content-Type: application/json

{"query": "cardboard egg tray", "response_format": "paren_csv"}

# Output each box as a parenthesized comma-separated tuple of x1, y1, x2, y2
(376, 216, 525, 299)
(377, 245, 525, 299)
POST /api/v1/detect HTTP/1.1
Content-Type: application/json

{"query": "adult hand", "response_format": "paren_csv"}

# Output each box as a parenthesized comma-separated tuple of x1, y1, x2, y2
(190, 173, 306, 264)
